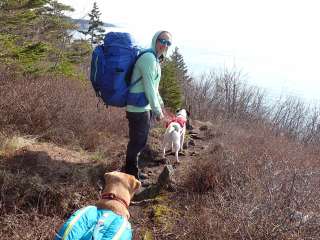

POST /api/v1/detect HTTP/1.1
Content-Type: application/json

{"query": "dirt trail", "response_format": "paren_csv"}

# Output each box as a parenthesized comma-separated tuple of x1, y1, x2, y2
(21, 120, 212, 188)
(127, 120, 215, 239)
(6, 120, 215, 240)
(137, 120, 212, 187)
(23, 142, 91, 163)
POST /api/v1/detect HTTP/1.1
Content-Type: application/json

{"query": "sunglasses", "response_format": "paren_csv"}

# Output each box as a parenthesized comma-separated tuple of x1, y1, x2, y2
(158, 38, 172, 47)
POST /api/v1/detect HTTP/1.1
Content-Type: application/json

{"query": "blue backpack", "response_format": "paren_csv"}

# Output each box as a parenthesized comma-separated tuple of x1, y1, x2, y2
(54, 206, 132, 240)
(90, 32, 154, 107)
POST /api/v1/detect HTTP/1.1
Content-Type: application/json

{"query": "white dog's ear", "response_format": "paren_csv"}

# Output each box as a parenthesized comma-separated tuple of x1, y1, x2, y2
(186, 110, 190, 117)
(176, 108, 181, 113)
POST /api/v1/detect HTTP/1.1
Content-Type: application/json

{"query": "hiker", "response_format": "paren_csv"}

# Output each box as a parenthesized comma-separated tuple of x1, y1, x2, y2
(123, 30, 172, 180)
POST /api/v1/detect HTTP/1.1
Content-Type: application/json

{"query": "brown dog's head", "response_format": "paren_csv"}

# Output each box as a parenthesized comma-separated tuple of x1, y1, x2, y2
(96, 171, 141, 219)
(103, 171, 141, 199)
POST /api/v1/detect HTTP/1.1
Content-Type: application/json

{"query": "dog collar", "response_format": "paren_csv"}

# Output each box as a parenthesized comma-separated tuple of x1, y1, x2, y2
(101, 193, 129, 209)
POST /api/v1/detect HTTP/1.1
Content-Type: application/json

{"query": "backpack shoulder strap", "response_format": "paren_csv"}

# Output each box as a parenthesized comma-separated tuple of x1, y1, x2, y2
(129, 49, 157, 87)
(137, 49, 156, 59)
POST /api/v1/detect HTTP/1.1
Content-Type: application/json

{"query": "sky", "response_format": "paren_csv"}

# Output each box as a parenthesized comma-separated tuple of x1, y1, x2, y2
(60, 0, 320, 104)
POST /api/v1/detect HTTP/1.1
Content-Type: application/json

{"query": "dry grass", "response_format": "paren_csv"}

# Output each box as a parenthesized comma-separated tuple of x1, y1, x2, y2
(0, 73, 127, 150)
(172, 121, 320, 240)
(0, 72, 128, 239)
(0, 146, 119, 239)
(0, 135, 36, 157)
(1, 71, 320, 239)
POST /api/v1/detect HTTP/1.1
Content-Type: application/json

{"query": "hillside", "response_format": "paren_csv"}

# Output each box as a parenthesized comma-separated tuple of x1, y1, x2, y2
(1, 116, 320, 239)
(2, 1, 320, 239)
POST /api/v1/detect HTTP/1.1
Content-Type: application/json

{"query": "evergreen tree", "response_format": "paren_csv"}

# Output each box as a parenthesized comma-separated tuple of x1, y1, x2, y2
(171, 47, 190, 84)
(0, 0, 90, 77)
(160, 59, 183, 111)
(170, 47, 191, 106)
(80, 2, 105, 44)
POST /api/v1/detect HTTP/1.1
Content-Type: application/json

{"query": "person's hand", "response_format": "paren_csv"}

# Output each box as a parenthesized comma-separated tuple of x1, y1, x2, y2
(161, 105, 168, 118)
(161, 105, 166, 113)
(156, 112, 164, 122)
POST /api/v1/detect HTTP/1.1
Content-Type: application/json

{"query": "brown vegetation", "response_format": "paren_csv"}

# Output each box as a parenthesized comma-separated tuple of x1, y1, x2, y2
(164, 121, 320, 239)
(1, 69, 320, 239)
(0, 72, 127, 150)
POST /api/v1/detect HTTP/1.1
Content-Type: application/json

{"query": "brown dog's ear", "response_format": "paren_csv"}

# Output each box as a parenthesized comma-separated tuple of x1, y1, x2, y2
(104, 172, 113, 182)
(129, 175, 141, 195)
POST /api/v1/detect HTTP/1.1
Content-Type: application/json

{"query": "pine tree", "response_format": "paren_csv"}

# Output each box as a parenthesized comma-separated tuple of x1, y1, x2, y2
(0, 0, 90, 77)
(171, 47, 190, 84)
(160, 59, 183, 111)
(170, 47, 191, 106)
(80, 2, 105, 44)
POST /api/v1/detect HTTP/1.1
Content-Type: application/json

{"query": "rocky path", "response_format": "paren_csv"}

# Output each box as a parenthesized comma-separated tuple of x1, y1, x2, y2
(131, 120, 212, 199)
(128, 120, 214, 239)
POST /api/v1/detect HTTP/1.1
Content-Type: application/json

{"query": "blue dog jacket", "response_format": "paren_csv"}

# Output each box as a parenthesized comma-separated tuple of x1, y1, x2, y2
(54, 206, 132, 240)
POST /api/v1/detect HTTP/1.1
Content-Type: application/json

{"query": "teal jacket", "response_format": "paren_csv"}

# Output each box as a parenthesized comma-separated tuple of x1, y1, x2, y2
(126, 31, 166, 117)
(54, 206, 132, 240)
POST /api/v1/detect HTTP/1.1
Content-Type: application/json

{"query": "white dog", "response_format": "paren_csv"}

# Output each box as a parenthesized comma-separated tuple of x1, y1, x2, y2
(163, 109, 189, 163)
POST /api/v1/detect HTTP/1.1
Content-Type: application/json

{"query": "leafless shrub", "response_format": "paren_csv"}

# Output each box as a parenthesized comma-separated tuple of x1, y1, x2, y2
(270, 95, 310, 139)
(0, 74, 127, 150)
(175, 122, 320, 240)
(185, 143, 249, 194)
(185, 68, 320, 149)
(185, 69, 268, 122)
(301, 105, 320, 146)
(267, 94, 320, 147)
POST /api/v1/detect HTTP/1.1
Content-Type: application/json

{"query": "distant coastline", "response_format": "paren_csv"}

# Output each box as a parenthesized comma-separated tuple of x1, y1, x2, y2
(72, 18, 117, 31)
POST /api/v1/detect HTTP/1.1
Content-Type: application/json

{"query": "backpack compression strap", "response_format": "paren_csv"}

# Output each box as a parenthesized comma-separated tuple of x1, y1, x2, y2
(92, 210, 131, 240)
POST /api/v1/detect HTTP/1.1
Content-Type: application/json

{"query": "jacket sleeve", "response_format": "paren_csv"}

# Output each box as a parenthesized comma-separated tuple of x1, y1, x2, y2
(137, 53, 163, 116)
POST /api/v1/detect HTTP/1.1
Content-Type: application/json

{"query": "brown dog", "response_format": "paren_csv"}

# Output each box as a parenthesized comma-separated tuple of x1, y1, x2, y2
(96, 171, 141, 219)
(55, 171, 141, 240)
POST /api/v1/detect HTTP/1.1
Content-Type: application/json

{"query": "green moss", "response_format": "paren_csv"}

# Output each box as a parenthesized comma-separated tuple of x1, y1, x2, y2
(153, 204, 170, 221)
(152, 203, 177, 231)
(154, 193, 168, 202)
(142, 229, 154, 240)
(89, 150, 105, 162)
(50, 60, 76, 76)
(148, 193, 180, 232)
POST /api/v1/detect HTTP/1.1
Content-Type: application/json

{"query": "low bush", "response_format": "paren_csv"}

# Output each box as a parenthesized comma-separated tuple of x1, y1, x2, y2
(0, 73, 127, 150)
(178, 122, 320, 239)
